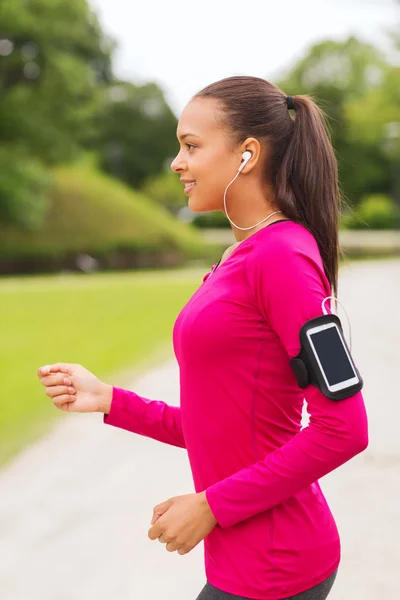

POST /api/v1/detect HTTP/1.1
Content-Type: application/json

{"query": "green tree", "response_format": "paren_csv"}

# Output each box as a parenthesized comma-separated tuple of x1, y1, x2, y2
(0, 147, 51, 229)
(92, 81, 178, 189)
(278, 37, 392, 204)
(0, 0, 113, 227)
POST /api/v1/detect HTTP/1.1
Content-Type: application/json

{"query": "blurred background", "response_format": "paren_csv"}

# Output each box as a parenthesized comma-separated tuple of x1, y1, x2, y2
(0, 0, 399, 598)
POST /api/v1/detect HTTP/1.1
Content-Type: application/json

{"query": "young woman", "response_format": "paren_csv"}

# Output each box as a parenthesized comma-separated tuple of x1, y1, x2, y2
(38, 76, 368, 600)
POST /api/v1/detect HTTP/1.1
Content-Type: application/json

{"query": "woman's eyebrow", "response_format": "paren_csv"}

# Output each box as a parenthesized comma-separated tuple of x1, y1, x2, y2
(177, 133, 201, 141)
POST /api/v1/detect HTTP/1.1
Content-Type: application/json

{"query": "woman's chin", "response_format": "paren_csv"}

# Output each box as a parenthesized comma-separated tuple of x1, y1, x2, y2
(188, 196, 207, 212)
(188, 193, 218, 213)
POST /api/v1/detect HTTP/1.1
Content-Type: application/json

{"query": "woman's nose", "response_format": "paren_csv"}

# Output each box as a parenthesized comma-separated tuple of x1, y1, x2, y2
(170, 152, 185, 173)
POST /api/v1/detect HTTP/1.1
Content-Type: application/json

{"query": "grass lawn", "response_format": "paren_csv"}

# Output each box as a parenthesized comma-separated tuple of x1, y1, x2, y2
(0, 267, 207, 468)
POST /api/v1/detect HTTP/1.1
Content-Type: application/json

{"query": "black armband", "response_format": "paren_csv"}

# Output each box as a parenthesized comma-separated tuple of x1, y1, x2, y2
(290, 314, 363, 401)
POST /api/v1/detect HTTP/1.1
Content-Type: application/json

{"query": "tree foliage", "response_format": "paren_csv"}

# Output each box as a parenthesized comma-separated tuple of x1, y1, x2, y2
(0, 0, 113, 227)
(0, 0, 179, 226)
(278, 36, 399, 205)
(1, 0, 398, 233)
(0, 0, 113, 163)
(0, 147, 51, 228)
(91, 81, 178, 189)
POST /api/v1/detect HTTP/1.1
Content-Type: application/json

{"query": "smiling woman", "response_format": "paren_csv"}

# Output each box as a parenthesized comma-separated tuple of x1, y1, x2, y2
(38, 76, 368, 600)
(173, 112, 282, 232)
(169, 78, 341, 297)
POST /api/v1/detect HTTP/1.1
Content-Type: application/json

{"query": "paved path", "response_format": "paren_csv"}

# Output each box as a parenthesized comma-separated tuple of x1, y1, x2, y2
(1, 259, 399, 600)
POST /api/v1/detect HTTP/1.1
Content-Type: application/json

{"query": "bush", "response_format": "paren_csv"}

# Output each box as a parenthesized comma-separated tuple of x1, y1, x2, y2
(341, 194, 397, 230)
(192, 211, 231, 229)
(0, 165, 219, 274)
(0, 147, 52, 229)
(141, 170, 187, 214)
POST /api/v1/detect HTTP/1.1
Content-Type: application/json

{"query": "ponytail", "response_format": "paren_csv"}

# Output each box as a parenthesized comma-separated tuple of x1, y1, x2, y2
(195, 77, 341, 296)
(274, 96, 340, 296)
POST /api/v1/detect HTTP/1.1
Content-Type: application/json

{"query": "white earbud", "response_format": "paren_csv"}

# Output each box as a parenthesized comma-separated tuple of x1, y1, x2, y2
(224, 149, 282, 230)
(238, 151, 252, 173)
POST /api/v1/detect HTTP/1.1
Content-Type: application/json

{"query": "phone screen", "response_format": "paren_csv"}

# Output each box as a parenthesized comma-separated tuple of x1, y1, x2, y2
(309, 326, 356, 386)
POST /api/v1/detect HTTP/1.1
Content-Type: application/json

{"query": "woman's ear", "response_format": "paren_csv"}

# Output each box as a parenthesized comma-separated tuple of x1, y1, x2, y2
(239, 138, 261, 173)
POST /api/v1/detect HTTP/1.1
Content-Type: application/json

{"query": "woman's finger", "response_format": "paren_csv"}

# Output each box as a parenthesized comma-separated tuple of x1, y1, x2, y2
(148, 522, 162, 541)
(38, 363, 73, 377)
(40, 374, 72, 387)
(54, 396, 76, 411)
(151, 512, 163, 526)
(152, 500, 170, 524)
(166, 541, 179, 553)
(45, 385, 76, 399)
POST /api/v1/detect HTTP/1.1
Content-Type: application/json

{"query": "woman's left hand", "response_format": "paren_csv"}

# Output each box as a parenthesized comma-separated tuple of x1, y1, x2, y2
(148, 492, 218, 555)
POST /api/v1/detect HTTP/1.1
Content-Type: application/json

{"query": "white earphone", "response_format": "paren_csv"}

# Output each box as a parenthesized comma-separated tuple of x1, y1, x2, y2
(238, 150, 252, 173)
(223, 150, 282, 231)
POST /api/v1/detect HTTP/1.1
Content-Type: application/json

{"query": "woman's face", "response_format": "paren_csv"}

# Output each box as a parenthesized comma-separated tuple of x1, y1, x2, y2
(171, 98, 240, 213)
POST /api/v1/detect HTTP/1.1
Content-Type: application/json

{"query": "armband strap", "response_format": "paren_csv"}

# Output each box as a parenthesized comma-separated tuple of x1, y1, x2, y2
(289, 314, 364, 401)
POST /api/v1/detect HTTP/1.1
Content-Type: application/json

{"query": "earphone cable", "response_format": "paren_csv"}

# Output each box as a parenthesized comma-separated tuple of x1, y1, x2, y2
(321, 296, 352, 351)
(223, 169, 282, 231)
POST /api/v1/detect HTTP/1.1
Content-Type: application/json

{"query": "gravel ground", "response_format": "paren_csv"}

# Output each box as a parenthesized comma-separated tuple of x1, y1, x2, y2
(1, 258, 399, 600)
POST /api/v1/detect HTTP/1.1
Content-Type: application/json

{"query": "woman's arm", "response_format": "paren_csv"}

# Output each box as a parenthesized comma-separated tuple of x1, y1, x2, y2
(104, 387, 186, 449)
(205, 238, 368, 528)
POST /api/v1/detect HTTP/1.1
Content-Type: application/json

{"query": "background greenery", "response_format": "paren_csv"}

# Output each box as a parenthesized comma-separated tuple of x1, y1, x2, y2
(0, 0, 399, 263)
(0, 164, 217, 273)
(0, 268, 206, 467)
(0, 0, 399, 465)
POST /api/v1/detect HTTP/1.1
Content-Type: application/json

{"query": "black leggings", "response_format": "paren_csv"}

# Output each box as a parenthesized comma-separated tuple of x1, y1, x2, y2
(196, 569, 338, 600)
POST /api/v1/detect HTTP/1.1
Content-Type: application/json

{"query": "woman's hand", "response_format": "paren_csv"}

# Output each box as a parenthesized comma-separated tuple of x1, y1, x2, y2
(148, 492, 218, 555)
(37, 363, 112, 414)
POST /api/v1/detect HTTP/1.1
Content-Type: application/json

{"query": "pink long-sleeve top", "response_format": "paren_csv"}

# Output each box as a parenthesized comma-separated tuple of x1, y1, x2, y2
(104, 221, 368, 599)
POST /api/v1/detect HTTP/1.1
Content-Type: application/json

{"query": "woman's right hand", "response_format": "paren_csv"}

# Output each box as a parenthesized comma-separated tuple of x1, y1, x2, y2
(37, 363, 113, 414)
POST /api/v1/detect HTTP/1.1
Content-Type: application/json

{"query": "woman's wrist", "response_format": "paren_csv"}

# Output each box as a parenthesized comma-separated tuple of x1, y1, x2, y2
(198, 490, 218, 527)
(99, 383, 113, 414)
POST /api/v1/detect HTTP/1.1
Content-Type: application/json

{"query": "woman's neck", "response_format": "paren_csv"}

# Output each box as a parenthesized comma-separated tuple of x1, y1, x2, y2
(231, 212, 287, 242)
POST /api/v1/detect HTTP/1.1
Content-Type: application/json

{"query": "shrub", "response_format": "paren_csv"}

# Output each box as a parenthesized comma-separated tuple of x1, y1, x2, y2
(341, 194, 397, 230)
(0, 165, 219, 274)
(0, 148, 52, 229)
(192, 211, 230, 229)
(141, 170, 187, 214)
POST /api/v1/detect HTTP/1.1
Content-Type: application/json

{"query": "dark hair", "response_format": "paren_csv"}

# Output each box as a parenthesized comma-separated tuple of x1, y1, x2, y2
(194, 76, 340, 296)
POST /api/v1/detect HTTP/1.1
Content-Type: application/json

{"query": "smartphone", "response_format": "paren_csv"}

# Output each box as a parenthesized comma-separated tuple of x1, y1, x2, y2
(306, 322, 360, 393)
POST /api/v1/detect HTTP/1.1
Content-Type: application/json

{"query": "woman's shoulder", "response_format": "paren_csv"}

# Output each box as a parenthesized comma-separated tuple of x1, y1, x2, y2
(220, 241, 241, 264)
(248, 220, 320, 262)
(245, 220, 330, 294)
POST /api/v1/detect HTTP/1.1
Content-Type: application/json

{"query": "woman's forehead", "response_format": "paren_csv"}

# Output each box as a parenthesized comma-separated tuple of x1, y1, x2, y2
(177, 98, 224, 140)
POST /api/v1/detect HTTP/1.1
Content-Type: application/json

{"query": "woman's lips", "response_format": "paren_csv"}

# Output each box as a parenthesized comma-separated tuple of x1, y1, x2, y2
(183, 182, 197, 195)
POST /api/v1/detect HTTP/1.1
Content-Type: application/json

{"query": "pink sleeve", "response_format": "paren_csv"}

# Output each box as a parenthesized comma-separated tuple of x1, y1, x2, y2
(103, 387, 186, 449)
(205, 239, 368, 528)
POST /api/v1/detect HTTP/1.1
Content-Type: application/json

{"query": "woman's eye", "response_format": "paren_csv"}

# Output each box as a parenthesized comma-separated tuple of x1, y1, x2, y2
(186, 143, 196, 151)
